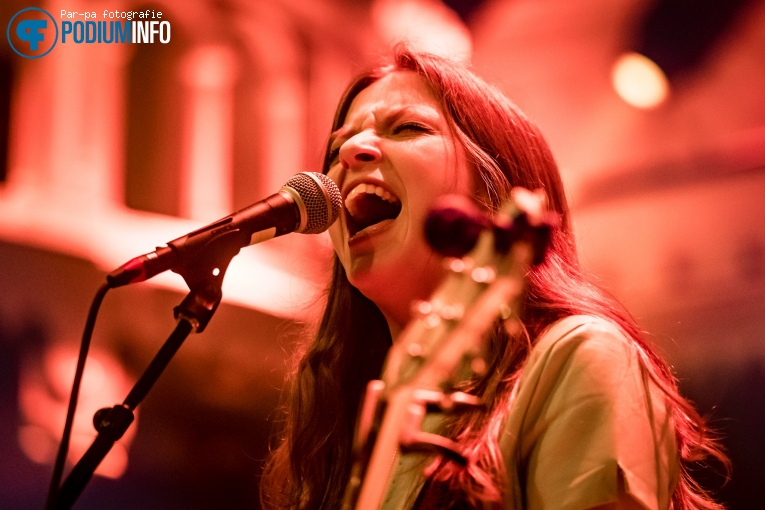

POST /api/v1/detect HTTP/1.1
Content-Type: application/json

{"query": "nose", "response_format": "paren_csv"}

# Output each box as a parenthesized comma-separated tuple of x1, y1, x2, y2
(339, 131, 382, 169)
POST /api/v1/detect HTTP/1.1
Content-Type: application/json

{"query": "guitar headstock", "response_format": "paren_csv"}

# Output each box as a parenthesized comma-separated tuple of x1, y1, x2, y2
(382, 189, 557, 392)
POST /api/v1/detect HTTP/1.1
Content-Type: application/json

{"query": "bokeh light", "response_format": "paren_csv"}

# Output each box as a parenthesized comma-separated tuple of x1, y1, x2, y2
(612, 52, 670, 109)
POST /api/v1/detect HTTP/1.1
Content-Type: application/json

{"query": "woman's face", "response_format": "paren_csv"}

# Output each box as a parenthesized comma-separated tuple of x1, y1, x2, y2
(326, 71, 473, 334)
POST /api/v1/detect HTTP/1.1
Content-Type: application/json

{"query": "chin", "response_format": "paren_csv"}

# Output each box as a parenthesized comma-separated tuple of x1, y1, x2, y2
(353, 258, 443, 315)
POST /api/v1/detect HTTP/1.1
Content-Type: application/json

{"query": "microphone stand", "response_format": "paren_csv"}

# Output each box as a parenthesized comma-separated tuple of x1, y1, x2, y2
(51, 230, 248, 510)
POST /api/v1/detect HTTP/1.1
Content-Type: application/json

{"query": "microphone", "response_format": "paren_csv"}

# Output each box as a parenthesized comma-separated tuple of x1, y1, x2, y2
(107, 172, 342, 288)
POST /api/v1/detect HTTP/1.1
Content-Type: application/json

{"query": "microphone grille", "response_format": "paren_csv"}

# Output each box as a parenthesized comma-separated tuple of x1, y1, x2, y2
(284, 172, 342, 234)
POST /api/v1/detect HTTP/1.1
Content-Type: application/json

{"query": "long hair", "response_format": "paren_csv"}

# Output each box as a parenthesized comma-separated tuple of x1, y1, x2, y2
(260, 45, 728, 509)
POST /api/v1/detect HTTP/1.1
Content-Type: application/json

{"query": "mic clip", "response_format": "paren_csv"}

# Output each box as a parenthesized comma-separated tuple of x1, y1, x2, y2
(170, 228, 247, 332)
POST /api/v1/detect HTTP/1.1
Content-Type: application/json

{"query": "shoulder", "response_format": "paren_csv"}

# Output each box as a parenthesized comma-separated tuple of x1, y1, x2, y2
(534, 314, 634, 356)
(502, 314, 669, 464)
(523, 315, 641, 390)
(500, 315, 678, 510)
(505, 315, 654, 442)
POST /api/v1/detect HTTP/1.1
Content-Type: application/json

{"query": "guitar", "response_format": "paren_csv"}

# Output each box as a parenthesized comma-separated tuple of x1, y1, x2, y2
(342, 189, 555, 509)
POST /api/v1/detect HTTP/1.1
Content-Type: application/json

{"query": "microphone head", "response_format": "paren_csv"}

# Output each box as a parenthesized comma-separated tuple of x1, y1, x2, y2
(283, 172, 342, 234)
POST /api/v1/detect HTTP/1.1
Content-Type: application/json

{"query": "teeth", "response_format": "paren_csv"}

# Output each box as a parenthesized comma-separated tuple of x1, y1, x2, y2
(345, 183, 399, 209)
(344, 183, 401, 226)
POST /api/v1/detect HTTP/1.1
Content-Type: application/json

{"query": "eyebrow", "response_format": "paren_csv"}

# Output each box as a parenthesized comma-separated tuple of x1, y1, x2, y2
(329, 104, 439, 148)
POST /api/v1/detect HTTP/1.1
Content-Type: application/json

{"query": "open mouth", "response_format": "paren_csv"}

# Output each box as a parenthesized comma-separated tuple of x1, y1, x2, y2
(344, 183, 402, 237)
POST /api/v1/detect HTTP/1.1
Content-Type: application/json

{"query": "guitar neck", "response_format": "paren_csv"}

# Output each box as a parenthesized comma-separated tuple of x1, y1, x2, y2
(342, 190, 552, 510)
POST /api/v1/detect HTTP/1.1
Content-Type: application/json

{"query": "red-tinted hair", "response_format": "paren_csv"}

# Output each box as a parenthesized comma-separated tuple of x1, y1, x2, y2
(260, 45, 727, 510)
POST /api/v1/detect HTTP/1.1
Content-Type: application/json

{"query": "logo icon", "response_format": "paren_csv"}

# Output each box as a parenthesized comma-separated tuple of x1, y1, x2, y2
(7, 7, 58, 58)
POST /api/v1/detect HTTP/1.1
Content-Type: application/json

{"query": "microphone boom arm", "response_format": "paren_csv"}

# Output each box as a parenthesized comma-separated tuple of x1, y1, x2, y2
(49, 172, 342, 509)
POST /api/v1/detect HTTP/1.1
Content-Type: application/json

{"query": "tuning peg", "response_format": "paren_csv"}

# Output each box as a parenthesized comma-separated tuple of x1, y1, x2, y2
(400, 394, 468, 466)
(400, 430, 468, 466)
(412, 388, 484, 415)
(424, 195, 488, 257)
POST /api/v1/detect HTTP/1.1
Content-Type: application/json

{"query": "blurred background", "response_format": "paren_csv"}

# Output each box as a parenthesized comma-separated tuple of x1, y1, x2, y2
(1, 0, 763, 508)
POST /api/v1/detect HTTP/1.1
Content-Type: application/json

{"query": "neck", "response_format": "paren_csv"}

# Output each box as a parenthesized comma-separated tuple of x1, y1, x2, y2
(383, 312, 404, 343)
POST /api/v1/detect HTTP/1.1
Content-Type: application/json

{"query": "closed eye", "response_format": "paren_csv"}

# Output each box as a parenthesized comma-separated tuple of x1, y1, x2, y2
(392, 122, 432, 135)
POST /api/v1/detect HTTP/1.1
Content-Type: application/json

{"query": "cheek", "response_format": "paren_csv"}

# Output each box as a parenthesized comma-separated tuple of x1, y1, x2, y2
(423, 140, 471, 195)
(411, 160, 471, 205)
(445, 144, 472, 194)
(326, 166, 344, 187)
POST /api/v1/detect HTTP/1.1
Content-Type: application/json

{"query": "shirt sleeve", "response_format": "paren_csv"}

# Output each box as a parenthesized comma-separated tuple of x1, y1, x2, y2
(499, 316, 679, 510)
